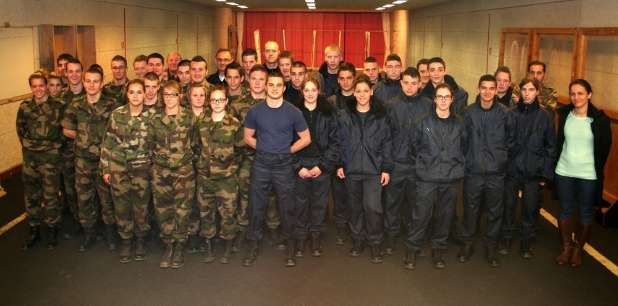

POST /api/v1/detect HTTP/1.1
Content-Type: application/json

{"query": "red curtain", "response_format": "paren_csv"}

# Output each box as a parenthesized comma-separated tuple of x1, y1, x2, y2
(243, 12, 384, 69)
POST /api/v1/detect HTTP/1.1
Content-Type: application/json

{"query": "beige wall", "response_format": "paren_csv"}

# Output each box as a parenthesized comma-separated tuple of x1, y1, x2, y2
(0, 0, 217, 172)
(408, 0, 618, 104)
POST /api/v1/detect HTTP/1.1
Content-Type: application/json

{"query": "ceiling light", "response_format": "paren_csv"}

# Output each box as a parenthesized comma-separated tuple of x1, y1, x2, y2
(376, 7, 385, 10)
(383, 4, 394, 8)
(238, 5, 248, 8)
(393, 0, 407, 4)
(226, 2, 238, 6)
(215, 0, 226, 2)
(305, 0, 315, 2)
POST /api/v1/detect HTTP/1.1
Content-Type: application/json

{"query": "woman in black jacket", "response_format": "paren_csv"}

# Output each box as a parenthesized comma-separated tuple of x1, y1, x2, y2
(293, 77, 340, 258)
(554, 79, 612, 267)
(499, 78, 556, 259)
(336, 75, 393, 264)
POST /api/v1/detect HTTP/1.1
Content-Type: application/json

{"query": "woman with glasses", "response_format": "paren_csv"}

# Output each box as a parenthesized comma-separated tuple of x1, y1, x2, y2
(100, 79, 154, 263)
(405, 83, 466, 270)
(194, 85, 244, 264)
(337, 75, 392, 264)
(554, 79, 611, 267)
(499, 78, 556, 259)
(147, 80, 197, 269)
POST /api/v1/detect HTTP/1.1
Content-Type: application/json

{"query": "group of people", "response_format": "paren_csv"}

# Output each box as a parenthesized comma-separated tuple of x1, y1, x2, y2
(17, 40, 612, 271)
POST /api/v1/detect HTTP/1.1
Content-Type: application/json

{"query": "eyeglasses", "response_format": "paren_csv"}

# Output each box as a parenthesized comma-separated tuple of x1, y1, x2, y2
(210, 98, 227, 104)
(163, 93, 179, 97)
(435, 95, 452, 101)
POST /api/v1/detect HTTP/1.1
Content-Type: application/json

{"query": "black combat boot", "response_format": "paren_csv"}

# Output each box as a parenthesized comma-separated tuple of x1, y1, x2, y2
(242, 240, 259, 267)
(46, 226, 58, 250)
(457, 243, 474, 263)
(79, 227, 96, 252)
(159, 242, 173, 269)
(202, 239, 216, 263)
(105, 224, 118, 251)
(369, 245, 384, 264)
(134, 237, 146, 261)
(349, 240, 364, 257)
(187, 235, 201, 254)
(171, 241, 185, 269)
(22, 225, 41, 250)
(383, 235, 396, 256)
(404, 249, 418, 270)
(498, 238, 512, 256)
(119, 239, 132, 263)
(432, 249, 446, 269)
(285, 240, 296, 267)
(310, 232, 322, 257)
(520, 240, 534, 259)
(220, 239, 233, 264)
(232, 228, 246, 253)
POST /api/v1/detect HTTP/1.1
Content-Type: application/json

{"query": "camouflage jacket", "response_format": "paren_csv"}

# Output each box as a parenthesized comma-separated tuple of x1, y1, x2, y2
(228, 85, 250, 105)
(100, 105, 155, 176)
(147, 106, 197, 169)
(144, 96, 163, 111)
(195, 112, 244, 178)
(62, 93, 122, 161)
(16, 96, 64, 152)
(231, 94, 261, 158)
(512, 84, 558, 110)
(102, 80, 128, 105)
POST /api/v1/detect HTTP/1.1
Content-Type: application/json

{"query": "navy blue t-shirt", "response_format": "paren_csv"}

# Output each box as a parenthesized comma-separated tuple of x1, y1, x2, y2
(244, 100, 308, 154)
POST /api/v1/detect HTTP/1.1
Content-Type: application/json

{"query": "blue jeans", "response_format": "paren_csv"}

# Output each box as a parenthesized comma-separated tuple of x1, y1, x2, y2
(555, 174, 597, 225)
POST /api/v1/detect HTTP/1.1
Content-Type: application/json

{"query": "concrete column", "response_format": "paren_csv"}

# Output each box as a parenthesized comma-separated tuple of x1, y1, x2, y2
(214, 7, 234, 50)
(391, 9, 409, 66)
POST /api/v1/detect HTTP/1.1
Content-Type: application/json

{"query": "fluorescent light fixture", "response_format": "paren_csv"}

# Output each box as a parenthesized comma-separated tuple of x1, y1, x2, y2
(305, 0, 315, 2)
(383, 4, 394, 7)
(226, 2, 238, 6)
(376, 7, 386, 10)
(393, 0, 407, 4)
(216, 0, 226, 2)
(238, 5, 248, 8)
(308, 7, 316, 9)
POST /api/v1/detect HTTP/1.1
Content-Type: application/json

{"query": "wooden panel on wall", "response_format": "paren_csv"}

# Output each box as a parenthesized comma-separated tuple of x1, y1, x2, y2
(77, 26, 96, 69)
(603, 115, 618, 204)
(54, 26, 77, 60)
(37, 24, 54, 71)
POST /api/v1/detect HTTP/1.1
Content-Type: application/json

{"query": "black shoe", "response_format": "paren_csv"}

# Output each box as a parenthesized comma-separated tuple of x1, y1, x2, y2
(486, 247, 501, 268)
(201, 239, 216, 263)
(171, 241, 185, 269)
(159, 243, 173, 269)
(383, 235, 396, 256)
(119, 239, 132, 263)
(335, 227, 347, 246)
(242, 240, 259, 267)
(62, 218, 81, 240)
(268, 228, 282, 248)
(232, 229, 245, 253)
(134, 237, 146, 261)
(46, 226, 58, 250)
(498, 239, 511, 256)
(79, 228, 96, 252)
(432, 249, 446, 269)
(370, 245, 383, 264)
(187, 235, 202, 254)
(457, 243, 474, 263)
(220, 239, 233, 264)
(295, 238, 305, 258)
(404, 249, 418, 270)
(105, 224, 118, 252)
(520, 240, 534, 259)
(310, 232, 322, 257)
(22, 225, 41, 250)
(285, 240, 296, 267)
(349, 240, 364, 257)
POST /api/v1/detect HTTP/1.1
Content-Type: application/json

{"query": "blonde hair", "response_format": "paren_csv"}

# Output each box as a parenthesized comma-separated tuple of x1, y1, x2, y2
(324, 44, 341, 55)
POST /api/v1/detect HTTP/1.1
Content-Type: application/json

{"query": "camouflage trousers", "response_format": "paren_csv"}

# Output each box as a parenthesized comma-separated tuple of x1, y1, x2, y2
(75, 157, 114, 229)
(61, 141, 78, 220)
(109, 160, 152, 240)
(237, 157, 279, 229)
(22, 149, 62, 226)
(152, 163, 195, 244)
(196, 173, 239, 241)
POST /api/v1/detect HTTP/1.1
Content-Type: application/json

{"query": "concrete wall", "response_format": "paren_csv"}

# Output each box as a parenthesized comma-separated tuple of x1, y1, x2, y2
(408, 0, 618, 104)
(0, 0, 217, 172)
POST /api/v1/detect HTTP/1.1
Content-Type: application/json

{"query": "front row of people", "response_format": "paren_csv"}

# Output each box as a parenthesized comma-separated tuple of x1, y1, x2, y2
(17, 65, 612, 270)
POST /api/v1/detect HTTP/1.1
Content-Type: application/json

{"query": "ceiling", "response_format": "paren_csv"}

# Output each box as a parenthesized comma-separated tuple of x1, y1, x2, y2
(188, 0, 449, 11)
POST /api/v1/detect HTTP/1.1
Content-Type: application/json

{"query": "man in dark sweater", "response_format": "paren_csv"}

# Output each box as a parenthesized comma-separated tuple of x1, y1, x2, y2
(421, 57, 469, 116)
(284, 61, 307, 106)
(495, 66, 514, 107)
(373, 54, 403, 104)
(207, 48, 233, 86)
(318, 44, 342, 97)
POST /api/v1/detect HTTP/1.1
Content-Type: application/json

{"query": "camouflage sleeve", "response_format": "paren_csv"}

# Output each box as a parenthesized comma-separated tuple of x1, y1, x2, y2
(99, 113, 116, 176)
(62, 100, 78, 130)
(547, 88, 558, 110)
(16, 103, 26, 144)
(233, 121, 245, 165)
